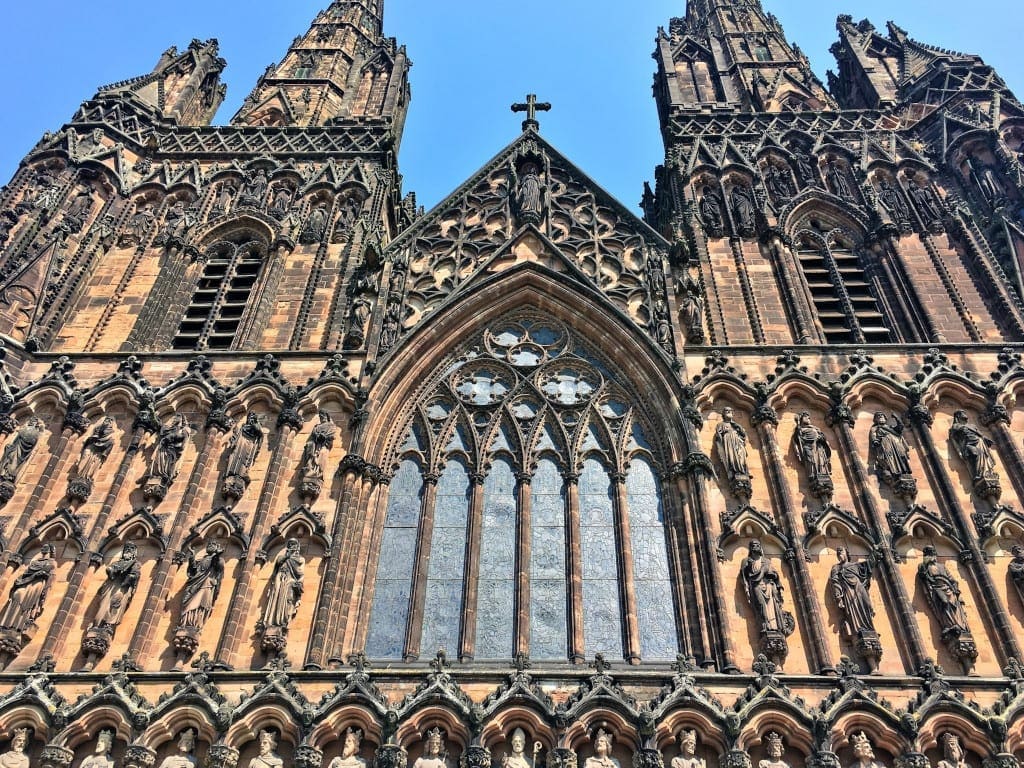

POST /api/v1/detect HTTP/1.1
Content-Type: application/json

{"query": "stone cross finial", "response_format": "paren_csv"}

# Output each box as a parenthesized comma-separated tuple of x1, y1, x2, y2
(511, 94, 551, 131)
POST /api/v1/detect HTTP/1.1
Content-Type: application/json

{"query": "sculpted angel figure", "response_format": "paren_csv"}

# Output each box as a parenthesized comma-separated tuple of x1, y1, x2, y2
(326, 728, 366, 768)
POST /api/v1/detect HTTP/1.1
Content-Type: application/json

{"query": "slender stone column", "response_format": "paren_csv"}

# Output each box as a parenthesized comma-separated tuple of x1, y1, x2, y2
(611, 472, 641, 663)
(403, 473, 438, 660)
(564, 471, 585, 664)
(459, 473, 486, 662)
(513, 470, 532, 657)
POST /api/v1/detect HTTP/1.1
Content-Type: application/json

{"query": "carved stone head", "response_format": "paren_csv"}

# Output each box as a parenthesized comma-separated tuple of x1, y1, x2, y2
(679, 730, 697, 756)
(178, 729, 196, 754)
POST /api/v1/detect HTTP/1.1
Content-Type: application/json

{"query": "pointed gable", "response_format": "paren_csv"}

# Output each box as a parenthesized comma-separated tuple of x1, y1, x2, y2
(380, 131, 674, 357)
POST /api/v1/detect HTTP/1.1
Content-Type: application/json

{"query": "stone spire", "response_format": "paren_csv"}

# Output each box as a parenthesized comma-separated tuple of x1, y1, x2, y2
(654, 0, 836, 123)
(231, 0, 410, 134)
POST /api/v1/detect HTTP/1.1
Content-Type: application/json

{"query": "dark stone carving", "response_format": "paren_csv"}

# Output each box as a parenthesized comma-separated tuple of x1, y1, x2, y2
(830, 547, 881, 672)
(299, 410, 336, 502)
(869, 412, 917, 501)
(1009, 545, 1024, 608)
(172, 540, 226, 668)
(825, 160, 852, 199)
(206, 744, 240, 768)
(949, 409, 1001, 502)
(917, 545, 977, 674)
(142, 414, 191, 503)
(81, 542, 142, 671)
(792, 411, 833, 503)
(878, 179, 910, 225)
(68, 417, 116, 503)
(269, 186, 293, 220)
(222, 411, 264, 504)
(63, 185, 94, 233)
(678, 274, 706, 344)
(0, 543, 56, 665)
(513, 161, 546, 224)
(698, 188, 724, 235)
(715, 406, 751, 502)
(741, 539, 795, 667)
(731, 185, 756, 236)
(0, 417, 45, 504)
(764, 163, 793, 202)
(257, 538, 305, 658)
(238, 169, 269, 208)
(300, 205, 330, 244)
(40, 744, 75, 768)
(124, 745, 157, 768)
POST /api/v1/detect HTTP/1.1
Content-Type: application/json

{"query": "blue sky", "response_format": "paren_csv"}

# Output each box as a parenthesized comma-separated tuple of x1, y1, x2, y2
(1, 0, 1020, 214)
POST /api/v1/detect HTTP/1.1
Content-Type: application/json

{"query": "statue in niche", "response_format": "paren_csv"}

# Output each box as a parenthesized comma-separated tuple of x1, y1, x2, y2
(714, 406, 751, 500)
(948, 410, 1000, 498)
(0, 728, 30, 768)
(336, 194, 363, 232)
(678, 276, 706, 344)
(299, 410, 336, 502)
(758, 733, 789, 768)
(156, 730, 198, 768)
(345, 293, 373, 349)
(849, 732, 885, 768)
(379, 293, 403, 351)
(268, 186, 292, 219)
(698, 188, 723, 232)
(502, 728, 539, 768)
(0, 544, 56, 664)
(326, 728, 366, 768)
(764, 163, 793, 201)
(1009, 545, 1024, 606)
(917, 545, 977, 674)
(300, 204, 329, 244)
(830, 547, 881, 672)
(877, 179, 909, 222)
(79, 731, 115, 768)
(936, 734, 968, 768)
(583, 729, 619, 768)
(240, 169, 269, 207)
(671, 730, 704, 768)
(16, 169, 56, 214)
(123, 204, 155, 245)
(143, 414, 191, 502)
(258, 538, 305, 656)
(868, 412, 916, 499)
(412, 728, 451, 768)
(63, 186, 94, 231)
(731, 186, 755, 234)
(966, 156, 1003, 206)
(172, 540, 225, 667)
(68, 417, 116, 501)
(221, 411, 264, 503)
(791, 411, 833, 501)
(793, 152, 817, 185)
(81, 542, 142, 670)
(247, 731, 283, 768)
(212, 183, 237, 215)
(0, 417, 45, 500)
(908, 180, 942, 223)
(825, 160, 852, 199)
(513, 161, 545, 224)
(741, 540, 795, 637)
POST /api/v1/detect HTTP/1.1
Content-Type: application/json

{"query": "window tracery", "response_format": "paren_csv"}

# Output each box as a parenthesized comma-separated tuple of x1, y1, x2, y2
(365, 313, 678, 661)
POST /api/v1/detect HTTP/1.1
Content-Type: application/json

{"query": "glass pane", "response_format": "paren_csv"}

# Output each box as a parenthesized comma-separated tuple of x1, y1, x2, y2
(366, 459, 423, 658)
(420, 459, 470, 656)
(476, 458, 517, 658)
(530, 457, 568, 659)
(627, 458, 677, 660)
(580, 458, 622, 658)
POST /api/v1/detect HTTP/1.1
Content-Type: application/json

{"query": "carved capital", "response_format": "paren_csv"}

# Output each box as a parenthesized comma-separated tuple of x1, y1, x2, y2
(459, 746, 491, 768)
(721, 751, 751, 768)
(374, 745, 408, 768)
(40, 745, 75, 768)
(295, 745, 324, 768)
(546, 749, 577, 768)
(894, 754, 930, 768)
(124, 745, 157, 768)
(206, 744, 241, 768)
(983, 755, 1020, 768)
(631, 750, 664, 768)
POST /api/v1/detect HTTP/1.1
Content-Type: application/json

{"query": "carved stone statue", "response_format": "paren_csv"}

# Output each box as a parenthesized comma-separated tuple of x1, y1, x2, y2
(81, 542, 142, 670)
(917, 545, 977, 674)
(869, 412, 916, 500)
(345, 293, 373, 349)
(849, 732, 885, 768)
(793, 152, 816, 184)
(741, 540, 795, 666)
(948, 410, 1000, 499)
(0, 728, 30, 768)
(825, 161, 852, 199)
(936, 734, 968, 768)
(764, 163, 794, 201)
(268, 186, 292, 219)
(246, 731, 283, 768)
(678, 275, 705, 343)
(258, 538, 305, 656)
(172, 540, 225, 667)
(156, 730, 198, 768)
(123, 205, 155, 246)
(878, 180, 909, 222)
(502, 728, 537, 768)
(64, 186, 94, 231)
(78, 731, 115, 768)
(792, 411, 833, 502)
(758, 733, 789, 768)
(583, 729, 620, 768)
(731, 186, 755, 234)
(68, 417, 116, 502)
(0, 543, 56, 660)
(699, 188, 723, 232)
(671, 730, 704, 768)
(715, 406, 751, 501)
(222, 411, 264, 503)
(143, 414, 191, 502)
(514, 162, 545, 224)
(239, 169, 269, 208)
(909, 181, 942, 223)
(326, 728, 366, 768)
(1009, 545, 1024, 607)
(830, 547, 881, 672)
(299, 410, 336, 501)
(0, 417, 45, 502)
(300, 205, 329, 244)
(412, 729, 451, 768)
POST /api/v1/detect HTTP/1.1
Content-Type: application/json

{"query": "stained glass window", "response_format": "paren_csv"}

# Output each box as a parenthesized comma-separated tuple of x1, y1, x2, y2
(530, 457, 568, 659)
(477, 458, 517, 658)
(580, 457, 623, 657)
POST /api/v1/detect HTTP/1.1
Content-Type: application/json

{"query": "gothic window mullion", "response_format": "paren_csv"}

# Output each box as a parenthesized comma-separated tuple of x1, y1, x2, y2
(458, 471, 486, 662)
(820, 245, 866, 344)
(402, 471, 439, 661)
(513, 469, 533, 657)
(563, 469, 584, 663)
(611, 471, 642, 663)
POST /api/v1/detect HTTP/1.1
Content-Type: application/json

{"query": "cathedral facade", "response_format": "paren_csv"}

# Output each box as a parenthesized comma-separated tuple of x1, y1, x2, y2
(0, 2, 1022, 768)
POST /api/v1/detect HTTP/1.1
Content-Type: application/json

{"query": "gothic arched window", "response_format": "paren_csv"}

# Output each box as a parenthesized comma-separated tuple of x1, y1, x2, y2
(172, 233, 267, 350)
(795, 226, 891, 344)
(365, 314, 679, 663)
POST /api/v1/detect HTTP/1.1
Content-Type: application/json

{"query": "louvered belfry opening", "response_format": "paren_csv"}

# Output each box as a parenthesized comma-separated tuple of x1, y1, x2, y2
(173, 234, 266, 350)
(797, 226, 891, 344)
